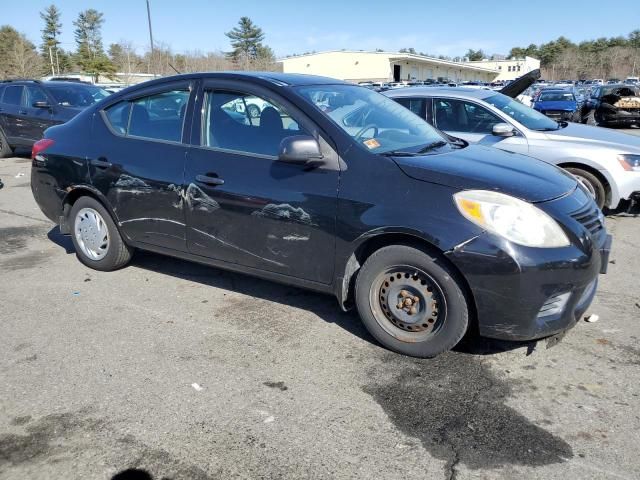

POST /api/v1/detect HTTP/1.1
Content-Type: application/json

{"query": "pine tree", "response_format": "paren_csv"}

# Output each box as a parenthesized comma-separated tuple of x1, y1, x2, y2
(40, 4, 62, 74)
(73, 9, 115, 81)
(225, 17, 268, 65)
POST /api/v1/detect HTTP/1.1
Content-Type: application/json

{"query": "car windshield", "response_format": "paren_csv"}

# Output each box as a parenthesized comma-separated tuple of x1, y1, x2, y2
(484, 93, 560, 131)
(47, 84, 110, 107)
(295, 84, 448, 154)
(538, 92, 575, 102)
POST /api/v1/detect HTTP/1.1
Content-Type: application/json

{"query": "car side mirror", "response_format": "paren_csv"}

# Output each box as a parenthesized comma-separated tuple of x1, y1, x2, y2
(492, 123, 515, 137)
(278, 135, 323, 164)
(33, 101, 51, 109)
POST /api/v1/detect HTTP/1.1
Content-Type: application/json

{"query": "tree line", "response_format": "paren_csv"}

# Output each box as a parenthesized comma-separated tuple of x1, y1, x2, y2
(508, 32, 640, 80)
(2, 5, 639, 82)
(0, 5, 278, 81)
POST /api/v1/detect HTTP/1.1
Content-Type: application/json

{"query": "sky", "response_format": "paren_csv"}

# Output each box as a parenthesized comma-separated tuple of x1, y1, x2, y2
(3, 0, 640, 58)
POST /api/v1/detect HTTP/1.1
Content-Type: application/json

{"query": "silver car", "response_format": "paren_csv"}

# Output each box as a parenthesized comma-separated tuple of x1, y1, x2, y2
(385, 87, 640, 210)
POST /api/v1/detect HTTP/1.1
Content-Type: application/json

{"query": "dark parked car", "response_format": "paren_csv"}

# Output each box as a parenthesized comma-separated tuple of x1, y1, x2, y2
(0, 79, 109, 157)
(31, 73, 611, 357)
(581, 84, 640, 127)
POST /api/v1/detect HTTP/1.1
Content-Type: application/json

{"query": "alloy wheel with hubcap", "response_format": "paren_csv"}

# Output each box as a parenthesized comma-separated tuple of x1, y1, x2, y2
(74, 207, 110, 260)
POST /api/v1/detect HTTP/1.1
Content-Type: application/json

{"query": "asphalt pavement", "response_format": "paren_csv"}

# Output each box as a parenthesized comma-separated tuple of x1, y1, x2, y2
(1, 134, 639, 479)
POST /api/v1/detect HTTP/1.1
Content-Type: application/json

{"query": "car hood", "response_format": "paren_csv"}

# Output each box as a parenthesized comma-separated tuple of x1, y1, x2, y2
(542, 122, 640, 152)
(534, 100, 577, 111)
(500, 69, 541, 98)
(392, 145, 577, 203)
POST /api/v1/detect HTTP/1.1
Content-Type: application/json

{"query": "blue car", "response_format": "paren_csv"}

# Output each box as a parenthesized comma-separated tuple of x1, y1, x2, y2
(532, 88, 580, 122)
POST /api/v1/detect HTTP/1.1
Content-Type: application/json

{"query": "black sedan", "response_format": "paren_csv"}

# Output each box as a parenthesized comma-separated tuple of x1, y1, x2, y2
(31, 73, 610, 357)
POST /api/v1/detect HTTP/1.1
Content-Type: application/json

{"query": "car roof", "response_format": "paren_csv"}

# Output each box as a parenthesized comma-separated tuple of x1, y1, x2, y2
(538, 88, 572, 92)
(123, 72, 348, 89)
(384, 87, 496, 100)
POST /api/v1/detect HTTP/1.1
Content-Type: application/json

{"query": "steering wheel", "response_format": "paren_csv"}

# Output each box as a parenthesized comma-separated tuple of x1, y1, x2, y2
(354, 124, 379, 141)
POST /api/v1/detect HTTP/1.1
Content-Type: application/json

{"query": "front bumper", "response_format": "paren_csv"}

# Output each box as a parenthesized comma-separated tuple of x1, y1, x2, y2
(601, 111, 640, 125)
(446, 189, 610, 341)
(539, 109, 576, 121)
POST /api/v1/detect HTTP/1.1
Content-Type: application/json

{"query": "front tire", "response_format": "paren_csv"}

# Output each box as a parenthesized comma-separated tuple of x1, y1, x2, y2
(69, 196, 133, 271)
(565, 167, 606, 209)
(355, 245, 469, 358)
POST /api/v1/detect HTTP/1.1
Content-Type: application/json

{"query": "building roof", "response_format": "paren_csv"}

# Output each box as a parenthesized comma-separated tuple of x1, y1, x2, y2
(279, 50, 498, 73)
(465, 56, 540, 64)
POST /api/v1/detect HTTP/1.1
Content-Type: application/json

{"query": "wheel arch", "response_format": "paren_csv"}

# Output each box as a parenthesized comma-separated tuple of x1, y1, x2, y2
(336, 231, 478, 331)
(557, 160, 617, 207)
(60, 185, 122, 235)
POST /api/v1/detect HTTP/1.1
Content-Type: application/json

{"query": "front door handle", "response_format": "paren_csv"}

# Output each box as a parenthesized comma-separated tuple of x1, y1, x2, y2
(91, 158, 113, 169)
(196, 174, 225, 186)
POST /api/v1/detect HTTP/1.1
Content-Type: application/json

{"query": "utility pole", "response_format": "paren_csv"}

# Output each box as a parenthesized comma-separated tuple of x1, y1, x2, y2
(55, 48, 60, 75)
(146, 0, 155, 76)
(48, 47, 55, 76)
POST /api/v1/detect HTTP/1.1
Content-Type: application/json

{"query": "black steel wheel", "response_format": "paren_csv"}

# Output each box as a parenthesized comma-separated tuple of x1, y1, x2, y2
(355, 245, 469, 357)
(370, 266, 446, 343)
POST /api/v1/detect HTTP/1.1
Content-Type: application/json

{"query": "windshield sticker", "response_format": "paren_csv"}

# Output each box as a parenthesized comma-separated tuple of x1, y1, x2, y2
(363, 138, 380, 149)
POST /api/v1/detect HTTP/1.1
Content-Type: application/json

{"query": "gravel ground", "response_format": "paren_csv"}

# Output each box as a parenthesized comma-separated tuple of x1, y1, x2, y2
(1, 139, 639, 480)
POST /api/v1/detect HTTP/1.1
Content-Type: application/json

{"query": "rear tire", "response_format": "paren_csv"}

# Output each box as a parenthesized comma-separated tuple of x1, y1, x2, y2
(69, 196, 133, 271)
(355, 245, 469, 358)
(0, 129, 12, 158)
(565, 167, 606, 209)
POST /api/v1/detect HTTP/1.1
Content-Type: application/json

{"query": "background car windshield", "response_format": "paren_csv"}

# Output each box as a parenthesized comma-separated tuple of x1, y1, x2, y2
(484, 93, 559, 131)
(296, 85, 445, 154)
(539, 92, 575, 102)
(48, 84, 109, 107)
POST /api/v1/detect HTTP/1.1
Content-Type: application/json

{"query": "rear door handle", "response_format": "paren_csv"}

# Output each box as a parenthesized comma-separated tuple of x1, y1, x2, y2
(19, 110, 27, 115)
(91, 158, 113, 169)
(196, 174, 225, 186)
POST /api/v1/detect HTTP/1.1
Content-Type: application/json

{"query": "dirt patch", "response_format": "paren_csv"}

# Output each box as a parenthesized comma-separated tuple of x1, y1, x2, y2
(0, 225, 49, 255)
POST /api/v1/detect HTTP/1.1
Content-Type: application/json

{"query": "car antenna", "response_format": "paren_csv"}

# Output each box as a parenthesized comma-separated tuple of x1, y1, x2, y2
(168, 63, 181, 75)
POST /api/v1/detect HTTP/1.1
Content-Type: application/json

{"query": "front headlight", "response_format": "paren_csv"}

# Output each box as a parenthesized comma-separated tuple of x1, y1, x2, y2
(454, 190, 570, 248)
(618, 154, 640, 172)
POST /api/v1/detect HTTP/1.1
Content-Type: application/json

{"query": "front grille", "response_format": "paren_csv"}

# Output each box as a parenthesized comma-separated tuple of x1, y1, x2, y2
(543, 110, 563, 119)
(571, 202, 604, 236)
(542, 110, 572, 120)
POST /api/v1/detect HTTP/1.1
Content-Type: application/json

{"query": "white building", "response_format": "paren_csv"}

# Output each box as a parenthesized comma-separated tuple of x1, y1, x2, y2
(463, 56, 540, 81)
(279, 50, 499, 83)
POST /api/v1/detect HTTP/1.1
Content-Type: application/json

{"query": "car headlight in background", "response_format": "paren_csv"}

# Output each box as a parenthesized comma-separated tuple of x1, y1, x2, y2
(618, 154, 640, 172)
(454, 190, 570, 248)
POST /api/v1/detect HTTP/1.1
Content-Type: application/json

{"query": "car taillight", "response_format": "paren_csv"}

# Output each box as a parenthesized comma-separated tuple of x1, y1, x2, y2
(32, 138, 55, 159)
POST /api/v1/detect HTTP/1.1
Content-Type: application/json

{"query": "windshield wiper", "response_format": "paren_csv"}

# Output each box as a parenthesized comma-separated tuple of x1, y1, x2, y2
(417, 140, 448, 153)
(380, 150, 421, 157)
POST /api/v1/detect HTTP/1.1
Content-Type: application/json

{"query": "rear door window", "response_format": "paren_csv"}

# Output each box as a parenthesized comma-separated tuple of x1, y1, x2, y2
(393, 98, 426, 118)
(2, 86, 24, 106)
(104, 101, 131, 134)
(434, 98, 502, 134)
(103, 89, 190, 142)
